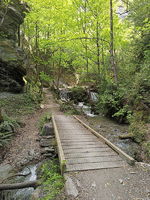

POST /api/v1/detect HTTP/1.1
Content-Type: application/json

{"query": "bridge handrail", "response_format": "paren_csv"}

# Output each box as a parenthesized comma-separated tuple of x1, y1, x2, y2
(52, 115, 66, 175)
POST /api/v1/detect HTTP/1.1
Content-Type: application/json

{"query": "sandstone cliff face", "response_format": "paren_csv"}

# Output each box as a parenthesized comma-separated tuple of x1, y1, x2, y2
(0, 0, 28, 93)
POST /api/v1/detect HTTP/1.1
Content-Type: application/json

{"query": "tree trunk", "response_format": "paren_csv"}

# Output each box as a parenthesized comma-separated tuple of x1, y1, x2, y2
(56, 46, 62, 97)
(85, 40, 91, 98)
(110, 0, 118, 83)
(0, 109, 4, 123)
(96, 20, 100, 84)
(18, 25, 20, 46)
(84, 1, 91, 98)
(35, 21, 39, 84)
(0, 181, 40, 191)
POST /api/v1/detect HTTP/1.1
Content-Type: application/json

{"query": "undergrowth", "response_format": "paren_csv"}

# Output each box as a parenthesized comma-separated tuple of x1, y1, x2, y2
(60, 102, 81, 115)
(0, 90, 42, 147)
(0, 91, 41, 117)
(39, 112, 52, 132)
(40, 160, 64, 200)
(71, 86, 89, 104)
(0, 114, 20, 147)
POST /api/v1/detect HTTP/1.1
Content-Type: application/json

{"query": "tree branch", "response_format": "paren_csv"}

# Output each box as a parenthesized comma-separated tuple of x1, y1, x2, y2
(0, 181, 40, 191)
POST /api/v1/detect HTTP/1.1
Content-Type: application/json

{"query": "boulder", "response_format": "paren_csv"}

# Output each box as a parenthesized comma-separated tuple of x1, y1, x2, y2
(41, 147, 55, 155)
(42, 122, 54, 136)
(44, 153, 53, 157)
(40, 139, 52, 147)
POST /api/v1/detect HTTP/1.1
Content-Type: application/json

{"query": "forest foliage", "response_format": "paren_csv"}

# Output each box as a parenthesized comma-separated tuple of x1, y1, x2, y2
(2, 0, 149, 157)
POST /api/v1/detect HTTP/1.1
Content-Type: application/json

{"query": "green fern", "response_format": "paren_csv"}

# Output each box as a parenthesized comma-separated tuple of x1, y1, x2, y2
(0, 115, 20, 147)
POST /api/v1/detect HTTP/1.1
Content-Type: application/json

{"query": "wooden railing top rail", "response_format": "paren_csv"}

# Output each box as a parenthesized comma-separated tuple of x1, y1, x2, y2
(52, 115, 66, 175)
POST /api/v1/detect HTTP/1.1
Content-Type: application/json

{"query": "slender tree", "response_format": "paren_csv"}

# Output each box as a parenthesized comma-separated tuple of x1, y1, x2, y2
(110, 0, 118, 83)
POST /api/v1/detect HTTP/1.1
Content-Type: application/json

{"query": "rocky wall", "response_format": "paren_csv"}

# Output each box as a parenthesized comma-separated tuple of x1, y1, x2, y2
(0, 0, 28, 93)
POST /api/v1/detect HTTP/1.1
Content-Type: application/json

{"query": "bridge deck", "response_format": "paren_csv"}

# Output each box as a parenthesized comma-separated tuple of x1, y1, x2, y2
(53, 114, 127, 172)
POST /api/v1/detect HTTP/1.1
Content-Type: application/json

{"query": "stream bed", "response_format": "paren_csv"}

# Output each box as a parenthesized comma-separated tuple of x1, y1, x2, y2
(1, 164, 38, 200)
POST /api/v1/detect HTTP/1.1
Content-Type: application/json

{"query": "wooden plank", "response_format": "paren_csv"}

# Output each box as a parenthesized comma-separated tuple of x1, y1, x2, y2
(54, 116, 77, 123)
(59, 136, 98, 140)
(66, 161, 125, 172)
(56, 123, 87, 130)
(59, 134, 92, 137)
(73, 115, 135, 165)
(58, 129, 91, 135)
(62, 144, 108, 149)
(64, 151, 118, 158)
(63, 147, 111, 154)
(60, 138, 99, 142)
(66, 156, 123, 164)
(61, 141, 104, 145)
(59, 133, 97, 138)
(55, 120, 78, 123)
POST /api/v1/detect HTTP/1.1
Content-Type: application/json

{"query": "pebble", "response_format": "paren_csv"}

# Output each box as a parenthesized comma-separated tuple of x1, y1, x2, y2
(119, 179, 124, 184)
(76, 179, 81, 187)
(146, 189, 150, 194)
(45, 147, 55, 152)
(40, 139, 52, 147)
(114, 129, 118, 131)
(28, 149, 34, 156)
(44, 153, 53, 157)
(91, 182, 96, 187)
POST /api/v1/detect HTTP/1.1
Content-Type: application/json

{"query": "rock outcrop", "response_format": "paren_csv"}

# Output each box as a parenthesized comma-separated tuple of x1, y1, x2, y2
(0, 0, 28, 93)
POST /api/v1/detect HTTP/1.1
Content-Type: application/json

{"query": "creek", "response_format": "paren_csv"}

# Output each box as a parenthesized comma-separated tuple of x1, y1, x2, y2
(1, 164, 38, 200)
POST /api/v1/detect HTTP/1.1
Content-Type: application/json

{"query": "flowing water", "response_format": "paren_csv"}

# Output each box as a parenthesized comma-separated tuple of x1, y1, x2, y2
(1, 165, 38, 200)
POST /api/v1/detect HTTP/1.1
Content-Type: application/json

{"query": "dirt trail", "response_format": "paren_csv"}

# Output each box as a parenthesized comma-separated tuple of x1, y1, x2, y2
(1, 88, 150, 200)
(0, 88, 59, 174)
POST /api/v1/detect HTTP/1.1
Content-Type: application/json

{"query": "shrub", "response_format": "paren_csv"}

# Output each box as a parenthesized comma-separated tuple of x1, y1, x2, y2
(95, 82, 130, 123)
(40, 160, 64, 200)
(39, 113, 52, 131)
(0, 115, 20, 147)
(129, 111, 147, 143)
(71, 86, 89, 103)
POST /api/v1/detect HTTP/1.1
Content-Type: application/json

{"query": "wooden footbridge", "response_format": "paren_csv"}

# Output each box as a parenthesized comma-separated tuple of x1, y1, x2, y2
(52, 114, 135, 175)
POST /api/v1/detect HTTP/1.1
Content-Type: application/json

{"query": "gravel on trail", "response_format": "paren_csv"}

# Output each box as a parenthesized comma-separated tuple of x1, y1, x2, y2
(64, 163, 150, 200)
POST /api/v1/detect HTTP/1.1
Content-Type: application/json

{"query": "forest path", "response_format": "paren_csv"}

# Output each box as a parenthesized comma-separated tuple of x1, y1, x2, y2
(1, 88, 149, 199)
(43, 88, 150, 200)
